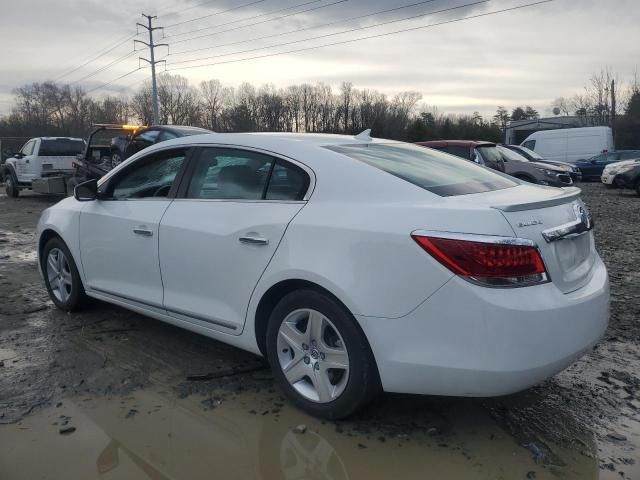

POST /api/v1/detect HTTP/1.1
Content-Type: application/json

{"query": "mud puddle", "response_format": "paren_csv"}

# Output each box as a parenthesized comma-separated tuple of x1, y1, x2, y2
(0, 387, 599, 480)
(0, 229, 37, 262)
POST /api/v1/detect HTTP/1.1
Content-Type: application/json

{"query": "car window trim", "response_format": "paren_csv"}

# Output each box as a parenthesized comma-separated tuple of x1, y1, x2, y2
(175, 144, 315, 202)
(99, 146, 194, 201)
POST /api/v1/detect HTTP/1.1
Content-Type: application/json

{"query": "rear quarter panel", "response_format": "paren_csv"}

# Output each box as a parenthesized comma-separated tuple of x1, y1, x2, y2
(248, 152, 518, 322)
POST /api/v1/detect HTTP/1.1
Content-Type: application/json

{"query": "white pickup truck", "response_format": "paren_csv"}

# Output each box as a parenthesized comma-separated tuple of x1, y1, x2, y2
(2, 137, 86, 197)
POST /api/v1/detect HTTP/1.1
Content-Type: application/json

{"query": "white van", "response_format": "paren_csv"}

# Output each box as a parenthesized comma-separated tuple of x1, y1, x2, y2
(521, 127, 614, 164)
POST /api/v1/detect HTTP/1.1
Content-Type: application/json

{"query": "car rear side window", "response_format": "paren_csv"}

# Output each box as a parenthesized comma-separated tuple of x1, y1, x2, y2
(40, 139, 85, 156)
(326, 143, 516, 197)
(187, 148, 273, 200)
(265, 161, 309, 200)
(523, 140, 536, 150)
(445, 146, 471, 159)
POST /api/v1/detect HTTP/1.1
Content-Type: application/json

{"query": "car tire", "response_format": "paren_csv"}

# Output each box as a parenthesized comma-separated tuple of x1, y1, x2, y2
(266, 289, 380, 419)
(5, 170, 19, 198)
(42, 237, 88, 311)
(111, 153, 122, 167)
(66, 177, 80, 197)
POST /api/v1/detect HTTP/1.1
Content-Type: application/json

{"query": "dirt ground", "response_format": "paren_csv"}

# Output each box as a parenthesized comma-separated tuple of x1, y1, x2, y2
(0, 183, 638, 480)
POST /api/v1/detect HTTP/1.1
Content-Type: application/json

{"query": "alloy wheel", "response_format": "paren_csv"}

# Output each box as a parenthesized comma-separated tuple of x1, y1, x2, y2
(46, 248, 73, 303)
(276, 309, 350, 403)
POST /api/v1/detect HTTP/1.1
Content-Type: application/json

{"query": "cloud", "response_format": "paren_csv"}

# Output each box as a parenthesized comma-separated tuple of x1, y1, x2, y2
(1, 0, 639, 118)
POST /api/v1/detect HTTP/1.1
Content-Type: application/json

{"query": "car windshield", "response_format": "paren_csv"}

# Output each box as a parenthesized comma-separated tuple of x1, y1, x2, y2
(326, 143, 517, 197)
(497, 146, 529, 162)
(39, 139, 85, 156)
(515, 145, 543, 160)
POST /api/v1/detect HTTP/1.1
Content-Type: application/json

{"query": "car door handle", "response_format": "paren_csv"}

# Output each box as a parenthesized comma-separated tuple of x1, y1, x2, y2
(133, 227, 154, 237)
(239, 235, 269, 246)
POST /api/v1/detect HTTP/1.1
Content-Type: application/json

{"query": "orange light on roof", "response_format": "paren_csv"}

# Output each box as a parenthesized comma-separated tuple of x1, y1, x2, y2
(122, 124, 146, 130)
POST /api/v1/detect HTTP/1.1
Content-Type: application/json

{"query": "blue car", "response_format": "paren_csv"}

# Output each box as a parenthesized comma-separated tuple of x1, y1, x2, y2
(576, 151, 640, 180)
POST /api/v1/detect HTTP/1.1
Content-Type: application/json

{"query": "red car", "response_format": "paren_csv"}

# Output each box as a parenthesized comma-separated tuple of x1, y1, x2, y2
(416, 140, 505, 172)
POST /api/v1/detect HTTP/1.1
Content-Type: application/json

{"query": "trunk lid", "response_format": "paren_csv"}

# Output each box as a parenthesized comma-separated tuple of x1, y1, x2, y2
(449, 185, 596, 293)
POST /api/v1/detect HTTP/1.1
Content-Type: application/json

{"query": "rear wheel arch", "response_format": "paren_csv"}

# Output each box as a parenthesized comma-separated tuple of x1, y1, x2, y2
(254, 279, 369, 359)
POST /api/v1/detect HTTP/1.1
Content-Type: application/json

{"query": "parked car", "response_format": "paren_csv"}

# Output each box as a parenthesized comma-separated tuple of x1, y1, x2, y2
(502, 144, 582, 182)
(110, 125, 212, 165)
(1, 137, 86, 197)
(37, 132, 609, 419)
(496, 145, 573, 186)
(521, 126, 614, 163)
(606, 162, 640, 195)
(577, 151, 640, 181)
(418, 141, 573, 186)
(601, 158, 640, 187)
(416, 140, 505, 172)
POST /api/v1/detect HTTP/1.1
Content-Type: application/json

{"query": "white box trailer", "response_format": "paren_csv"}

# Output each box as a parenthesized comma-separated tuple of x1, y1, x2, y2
(521, 126, 614, 164)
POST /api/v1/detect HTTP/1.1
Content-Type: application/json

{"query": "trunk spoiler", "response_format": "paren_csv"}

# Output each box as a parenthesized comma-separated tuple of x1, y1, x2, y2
(491, 187, 582, 212)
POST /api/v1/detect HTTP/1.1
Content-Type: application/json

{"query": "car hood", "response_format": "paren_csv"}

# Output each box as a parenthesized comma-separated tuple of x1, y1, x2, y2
(536, 159, 577, 170)
(603, 159, 640, 170)
(529, 161, 571, 172)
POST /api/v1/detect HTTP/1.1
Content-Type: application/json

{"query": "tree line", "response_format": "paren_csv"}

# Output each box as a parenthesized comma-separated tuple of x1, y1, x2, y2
(0, 68, 637, 149)
(0, 74, 503, 143)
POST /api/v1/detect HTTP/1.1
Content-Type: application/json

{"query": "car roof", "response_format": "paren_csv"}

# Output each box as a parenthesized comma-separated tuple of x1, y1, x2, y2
(112, 132, 404, 171)
(416, 140, 496, 148)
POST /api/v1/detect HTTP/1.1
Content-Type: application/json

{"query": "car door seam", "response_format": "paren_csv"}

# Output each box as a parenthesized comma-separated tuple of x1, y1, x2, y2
(240, 201, 309, 335)
(157, 199, 176, 312)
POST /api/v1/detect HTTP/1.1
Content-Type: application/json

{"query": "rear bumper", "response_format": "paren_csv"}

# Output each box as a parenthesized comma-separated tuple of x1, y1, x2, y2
(357, 255, 609, 396)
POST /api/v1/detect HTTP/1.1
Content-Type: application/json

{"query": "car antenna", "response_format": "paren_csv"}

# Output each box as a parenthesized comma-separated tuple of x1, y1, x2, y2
(354, 129, 372, 141)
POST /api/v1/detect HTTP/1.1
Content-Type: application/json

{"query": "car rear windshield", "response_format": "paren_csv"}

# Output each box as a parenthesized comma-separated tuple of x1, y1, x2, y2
(497, 145, 529, 162)
(326, 143, 517, 197)
(40, 139, 85, 156)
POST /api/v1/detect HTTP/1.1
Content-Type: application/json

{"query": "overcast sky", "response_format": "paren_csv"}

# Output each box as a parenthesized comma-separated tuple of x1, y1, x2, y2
(0, 0, 638, 118)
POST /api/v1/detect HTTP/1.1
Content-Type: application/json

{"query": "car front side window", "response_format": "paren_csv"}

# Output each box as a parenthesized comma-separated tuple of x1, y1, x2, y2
(106, 149, 187, 200)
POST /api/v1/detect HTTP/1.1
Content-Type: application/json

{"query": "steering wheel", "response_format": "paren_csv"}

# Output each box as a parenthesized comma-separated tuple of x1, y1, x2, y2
(153, 185, 171, 197)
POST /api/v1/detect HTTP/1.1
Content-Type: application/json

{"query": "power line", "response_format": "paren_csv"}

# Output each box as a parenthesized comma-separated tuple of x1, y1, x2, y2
(68, 50, 138, 86)
(163, 0, 266, 29)
(168, 0, 487, 66)
(166, 0, 555, 72)
(165, 0, 324, 40)
(53, 32, 137, 81)
(171, 0, 438, 55)
(86, 67, 145, 94)
(159, 0, 223, 18)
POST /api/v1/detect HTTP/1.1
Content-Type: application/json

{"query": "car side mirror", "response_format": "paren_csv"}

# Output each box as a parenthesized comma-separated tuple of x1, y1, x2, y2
(14, 153, 23, 159)
(75, 153, 84, 161)
(590, 159, 597, 164)
(74, 178, 99, 202)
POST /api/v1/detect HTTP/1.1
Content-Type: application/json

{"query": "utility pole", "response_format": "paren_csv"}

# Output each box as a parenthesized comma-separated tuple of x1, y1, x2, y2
(135, 14, 167, 125)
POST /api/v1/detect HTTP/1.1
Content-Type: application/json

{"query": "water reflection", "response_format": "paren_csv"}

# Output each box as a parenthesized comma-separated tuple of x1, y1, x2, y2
(0, 389, 600, 480)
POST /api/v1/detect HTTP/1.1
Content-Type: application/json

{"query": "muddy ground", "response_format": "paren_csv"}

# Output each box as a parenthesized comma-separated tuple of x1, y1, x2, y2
(0, 183, 638, 480)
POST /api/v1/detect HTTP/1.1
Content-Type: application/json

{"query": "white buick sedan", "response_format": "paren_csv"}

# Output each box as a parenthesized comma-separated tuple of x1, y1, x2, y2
(37, 132, 609, 418)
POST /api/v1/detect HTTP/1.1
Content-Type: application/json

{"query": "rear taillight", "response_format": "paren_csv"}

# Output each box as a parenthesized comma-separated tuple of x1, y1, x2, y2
(411, 231, 549, 288)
